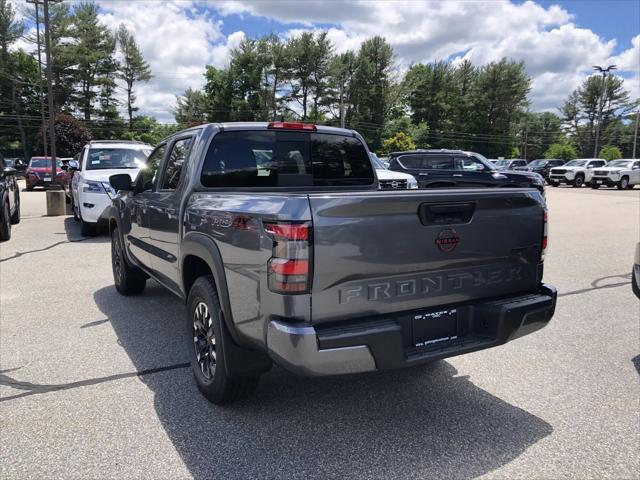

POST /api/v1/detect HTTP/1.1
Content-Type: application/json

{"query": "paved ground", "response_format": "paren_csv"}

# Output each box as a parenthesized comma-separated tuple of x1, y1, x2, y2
(1, 181, 639, 479)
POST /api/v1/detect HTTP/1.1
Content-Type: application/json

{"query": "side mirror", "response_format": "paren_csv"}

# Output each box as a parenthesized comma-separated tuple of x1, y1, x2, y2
(3, 167, 16, 176)
(60, 164, 69, 171)
(475, 164, 486, 172)
(109, 173, 133, 192)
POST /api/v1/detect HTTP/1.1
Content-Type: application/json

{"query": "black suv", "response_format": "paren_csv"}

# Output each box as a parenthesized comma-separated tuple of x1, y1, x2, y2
(514, 158, 566, 181)
(387, 149, 545, 192)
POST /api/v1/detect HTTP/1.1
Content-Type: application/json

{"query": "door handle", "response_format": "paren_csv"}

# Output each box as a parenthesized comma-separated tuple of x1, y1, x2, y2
(166, 208, 176, 215)
(419, 172, 429, 176)
(452, 174, 463, 177)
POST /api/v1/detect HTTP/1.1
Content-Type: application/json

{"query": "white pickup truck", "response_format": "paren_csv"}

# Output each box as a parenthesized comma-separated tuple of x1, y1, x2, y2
(549, 158, 607, 187)
(591, 159, 640, 190)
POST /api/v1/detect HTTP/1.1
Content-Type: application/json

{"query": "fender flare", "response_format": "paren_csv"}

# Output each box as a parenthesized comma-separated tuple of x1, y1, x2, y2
(181, 231, 242, 345)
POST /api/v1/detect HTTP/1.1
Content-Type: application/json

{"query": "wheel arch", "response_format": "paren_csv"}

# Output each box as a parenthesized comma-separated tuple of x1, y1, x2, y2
(181, 232, 242, 345)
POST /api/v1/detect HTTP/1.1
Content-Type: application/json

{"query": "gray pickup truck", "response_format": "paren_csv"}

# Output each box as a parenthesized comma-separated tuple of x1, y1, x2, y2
(108, 122, 557, 404)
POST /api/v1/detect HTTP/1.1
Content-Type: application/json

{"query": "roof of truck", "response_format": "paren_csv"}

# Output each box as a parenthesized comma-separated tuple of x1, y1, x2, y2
(160, 122, 360, 144)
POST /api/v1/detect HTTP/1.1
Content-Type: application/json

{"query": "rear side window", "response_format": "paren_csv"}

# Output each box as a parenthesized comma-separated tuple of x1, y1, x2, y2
(424, 156, 453, 169)
(397, 155, 423, 169)
(200, 131, 374, 188)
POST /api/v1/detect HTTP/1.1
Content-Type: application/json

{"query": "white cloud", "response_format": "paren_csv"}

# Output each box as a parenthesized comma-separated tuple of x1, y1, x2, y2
(214, 0, 639, 111)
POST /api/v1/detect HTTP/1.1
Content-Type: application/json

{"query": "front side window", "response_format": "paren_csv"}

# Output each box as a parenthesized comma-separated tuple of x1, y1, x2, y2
(140, 144, 166, 190)
(397, 155, 423, 169)
(162, 138, 193, 190)
(86, 148, 151, 170)
(200, 131, 373, 188)
(454, 156, 485, 171)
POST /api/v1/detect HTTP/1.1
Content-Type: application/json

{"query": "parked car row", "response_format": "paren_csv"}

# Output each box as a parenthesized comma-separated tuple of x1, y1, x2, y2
(488, 157, 639, 190)
(385, 149, 545, 193)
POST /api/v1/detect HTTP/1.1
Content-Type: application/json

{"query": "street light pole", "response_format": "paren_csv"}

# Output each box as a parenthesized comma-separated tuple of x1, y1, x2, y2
(633, 110, 639, 159)
(592, 64, 617, 158)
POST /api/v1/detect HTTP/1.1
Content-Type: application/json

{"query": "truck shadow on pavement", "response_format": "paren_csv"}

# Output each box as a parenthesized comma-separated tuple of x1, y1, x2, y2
(94, 284, 553, 479)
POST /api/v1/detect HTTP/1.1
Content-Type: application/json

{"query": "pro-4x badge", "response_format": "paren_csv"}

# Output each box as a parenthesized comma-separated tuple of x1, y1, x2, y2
(435, 228, 460, 253)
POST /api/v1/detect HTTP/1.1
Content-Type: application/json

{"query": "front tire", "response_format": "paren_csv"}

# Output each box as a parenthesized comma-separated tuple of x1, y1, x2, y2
(550, 180, 559, 187)
(572, 175, 584, 188)
(0, 201, 11, 241)
(10, 193, 20, 224)
(111, 227, 146, 295)
(591, 183, 600, 189)
(618, 176, 630, 190)
(187, 276, 260, 404)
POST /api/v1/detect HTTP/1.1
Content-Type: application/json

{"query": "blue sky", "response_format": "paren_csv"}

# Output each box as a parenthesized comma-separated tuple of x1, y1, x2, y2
(13, 0, 640, 122)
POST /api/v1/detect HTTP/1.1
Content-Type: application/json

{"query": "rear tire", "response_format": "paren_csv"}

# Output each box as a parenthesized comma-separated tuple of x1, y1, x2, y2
(111, 227, 146, 295)
(187, 276, 260, 404)
(0, 201, 11, 241)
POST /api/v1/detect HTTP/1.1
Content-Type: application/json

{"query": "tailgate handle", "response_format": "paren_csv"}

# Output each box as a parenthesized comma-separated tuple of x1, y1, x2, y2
(418, 202, 476, 225)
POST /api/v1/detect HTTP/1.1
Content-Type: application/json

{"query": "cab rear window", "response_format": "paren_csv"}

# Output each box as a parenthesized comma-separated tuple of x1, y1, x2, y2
(200, 130, 374, 188)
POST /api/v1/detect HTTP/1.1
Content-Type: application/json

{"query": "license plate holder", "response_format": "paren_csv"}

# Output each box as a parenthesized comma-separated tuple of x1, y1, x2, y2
(44, 176, 51, 182)
(413, 308, 459, 348)
(596, 180, 603, 184)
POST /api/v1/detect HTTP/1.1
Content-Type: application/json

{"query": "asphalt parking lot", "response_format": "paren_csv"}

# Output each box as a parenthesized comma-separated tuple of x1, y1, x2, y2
(1, 182, 639, 479)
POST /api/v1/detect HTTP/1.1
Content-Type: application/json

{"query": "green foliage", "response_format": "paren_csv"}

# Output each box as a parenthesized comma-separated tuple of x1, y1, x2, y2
(174, 88, 209, 127)
(598, 145, 622, 161)
(544, 141, 577, 161)
(120, 116, 181, 146)
(36, 114, 93, 157)
(517, 111, 562, 160)
(380, 131, 416, 155)
(509, 146, 521, 158)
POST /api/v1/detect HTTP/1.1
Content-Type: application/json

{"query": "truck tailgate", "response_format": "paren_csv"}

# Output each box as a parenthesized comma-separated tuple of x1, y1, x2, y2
(308, 189, 545, 323)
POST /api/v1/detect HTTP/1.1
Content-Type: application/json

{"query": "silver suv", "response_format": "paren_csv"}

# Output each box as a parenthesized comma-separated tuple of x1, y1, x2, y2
(591, 159, 640, 190)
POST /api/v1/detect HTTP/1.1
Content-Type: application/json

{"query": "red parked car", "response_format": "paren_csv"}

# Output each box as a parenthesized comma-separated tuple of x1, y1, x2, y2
(25, 157, 67, 191)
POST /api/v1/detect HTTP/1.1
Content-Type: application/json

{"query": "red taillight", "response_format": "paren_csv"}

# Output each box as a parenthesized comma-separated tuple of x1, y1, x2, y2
(541, 209, 548, 261)
(264, 222, 309, 240)
(264, 221, 311, 294)
(267, 121, 317, 132)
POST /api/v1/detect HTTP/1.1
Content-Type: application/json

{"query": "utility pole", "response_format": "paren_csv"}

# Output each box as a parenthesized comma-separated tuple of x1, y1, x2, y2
(26, 0, 48, 157)
(43, 0, 61, 184)
(339, 78, 345, 129)
(592, 64, 617, 158)
(633, 110, 639, 159)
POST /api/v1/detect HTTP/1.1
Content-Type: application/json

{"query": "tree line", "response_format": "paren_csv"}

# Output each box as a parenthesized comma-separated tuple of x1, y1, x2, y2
(1, 0, 638, 160)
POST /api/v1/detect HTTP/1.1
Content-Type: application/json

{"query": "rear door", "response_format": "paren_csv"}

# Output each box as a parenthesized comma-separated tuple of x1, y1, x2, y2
(308, 189, 545, 323)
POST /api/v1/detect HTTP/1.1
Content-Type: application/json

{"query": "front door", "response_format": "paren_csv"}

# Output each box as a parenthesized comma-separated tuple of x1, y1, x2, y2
(452, 155, 494, 187)
(125, 143, 166, 267)
(148, 136, 194, 291)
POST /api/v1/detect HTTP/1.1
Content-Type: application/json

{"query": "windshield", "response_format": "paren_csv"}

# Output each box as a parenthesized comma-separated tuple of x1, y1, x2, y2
(29, 158, 61, 168)
(606, 160, 632, 168)
(564, 160, 588, 167)
(86, 148, 151, 170)
(528, 159, 547, 167)
(370, 154, 385, 169)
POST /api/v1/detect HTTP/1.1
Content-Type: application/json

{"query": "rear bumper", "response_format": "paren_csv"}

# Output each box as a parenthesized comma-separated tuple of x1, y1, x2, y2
(267, 284, 557, 376)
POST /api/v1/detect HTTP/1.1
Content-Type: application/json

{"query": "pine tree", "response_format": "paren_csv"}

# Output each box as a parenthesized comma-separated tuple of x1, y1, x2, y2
(116, 24, 152, 129)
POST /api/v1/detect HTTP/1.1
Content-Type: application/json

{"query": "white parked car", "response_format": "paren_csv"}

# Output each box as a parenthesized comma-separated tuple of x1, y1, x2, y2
(591, 159, 640, 190)
(549, 158, 607, 187)
(71, 140, 152, 235)
(370, 153, 418, 189)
